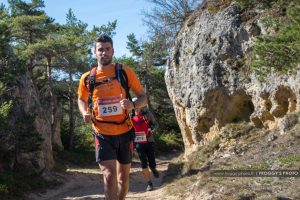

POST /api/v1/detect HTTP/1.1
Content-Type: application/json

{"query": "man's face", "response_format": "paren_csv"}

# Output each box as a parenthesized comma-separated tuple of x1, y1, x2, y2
(94, 42, 114, 66)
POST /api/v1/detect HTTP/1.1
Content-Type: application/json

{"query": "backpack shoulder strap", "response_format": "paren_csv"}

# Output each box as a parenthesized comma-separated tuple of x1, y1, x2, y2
(142, 114, 150, 127)
(115, 63, 135, 117)
(89, 67, 97, 92)
(115, 63, 131, 101)
(88, 67, 97, 115)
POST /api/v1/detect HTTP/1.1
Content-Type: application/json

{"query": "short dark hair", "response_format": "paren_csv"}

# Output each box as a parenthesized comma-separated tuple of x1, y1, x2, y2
(94, 34, 113, 48)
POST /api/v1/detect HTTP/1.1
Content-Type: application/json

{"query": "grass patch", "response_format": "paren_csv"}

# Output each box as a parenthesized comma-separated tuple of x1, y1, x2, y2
(163, 173, 197, 198)
(221, 122, 255, 140)
(237, 193, 256, 200)
(54, 150, 95, 168)
(219, 154, 300, 170)
(207, 0, 232, 13)
(163, 161, 184, 184)
(291, 124, 300, 140)
(275, 154, 300, 168)
(0, 171, 51, 200)
(250, 163, 269, 170)
(156, 130, 184, 154)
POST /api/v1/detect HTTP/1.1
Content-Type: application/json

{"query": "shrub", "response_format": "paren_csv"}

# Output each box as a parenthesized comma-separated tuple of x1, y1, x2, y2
(252, 0, 300, 77)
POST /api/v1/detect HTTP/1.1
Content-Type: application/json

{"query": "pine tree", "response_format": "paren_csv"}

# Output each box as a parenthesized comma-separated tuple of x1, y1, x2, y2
(54, 9, 89, 150)
(126, 33, 181, 145)
(252, 0, 300, 77)
(8, 0, 56, 75)
(143, 0, 201, 52)
(0, 6, 14, 131)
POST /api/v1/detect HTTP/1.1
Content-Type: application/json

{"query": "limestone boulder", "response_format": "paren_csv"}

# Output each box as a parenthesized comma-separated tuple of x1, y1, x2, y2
(165, 2, 300, 156)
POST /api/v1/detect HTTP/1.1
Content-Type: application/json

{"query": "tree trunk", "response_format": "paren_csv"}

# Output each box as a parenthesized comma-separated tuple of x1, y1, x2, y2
(68, 64, 74, 151)
(143, 64, 153, 111)
(46, 57, 56, 138)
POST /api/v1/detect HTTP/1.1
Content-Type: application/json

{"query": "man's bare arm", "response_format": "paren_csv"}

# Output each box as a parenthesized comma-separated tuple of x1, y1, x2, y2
(132, 91, 147, 109)
(78, 97, 91, 124)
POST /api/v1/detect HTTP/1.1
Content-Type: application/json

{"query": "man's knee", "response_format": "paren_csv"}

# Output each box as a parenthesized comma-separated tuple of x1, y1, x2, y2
(100, 164, 117, 182)
(118, 177, 129, 187)
(103, 171, 116, 184)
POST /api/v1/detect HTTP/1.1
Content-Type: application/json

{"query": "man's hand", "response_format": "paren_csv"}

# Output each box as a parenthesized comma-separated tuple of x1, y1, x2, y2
(78, 97, 91, 124)
(83, 112, 91, 124)
(120, 98, 134, 111)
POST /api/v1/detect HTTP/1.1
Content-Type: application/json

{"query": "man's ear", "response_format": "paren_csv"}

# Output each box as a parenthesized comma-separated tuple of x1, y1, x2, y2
(93, 48, 96, 55)
(112, 48, 114, 55)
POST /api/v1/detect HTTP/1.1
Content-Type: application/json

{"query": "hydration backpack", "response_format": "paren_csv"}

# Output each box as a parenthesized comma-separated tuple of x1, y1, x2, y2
(84, 63, 133, 124)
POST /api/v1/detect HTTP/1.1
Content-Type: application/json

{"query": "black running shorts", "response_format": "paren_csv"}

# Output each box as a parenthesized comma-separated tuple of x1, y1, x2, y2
(93, 129, 135, 164)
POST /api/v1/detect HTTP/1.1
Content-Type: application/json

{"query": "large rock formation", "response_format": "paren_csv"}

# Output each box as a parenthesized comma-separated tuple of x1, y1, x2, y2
(0, 70, 61, 174)
(165, 1, 300, 156)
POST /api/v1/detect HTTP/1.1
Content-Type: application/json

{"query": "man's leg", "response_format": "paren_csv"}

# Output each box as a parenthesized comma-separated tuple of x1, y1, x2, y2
(117, 162, 131, 200)
(142, 167, 153, 191)
(147, 143, 159, 178)
(116, 130, 134, 199)
(99, 160, 118, 200)
(142, 167, 151, 182)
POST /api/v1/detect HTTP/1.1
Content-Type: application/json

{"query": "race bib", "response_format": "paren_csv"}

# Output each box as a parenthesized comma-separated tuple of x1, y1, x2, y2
(97, 96, 123, 117)
(134, 131, 147, 143)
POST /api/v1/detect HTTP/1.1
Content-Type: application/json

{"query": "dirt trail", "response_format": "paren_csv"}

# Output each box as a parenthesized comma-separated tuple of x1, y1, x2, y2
(28, 156, 174, 200)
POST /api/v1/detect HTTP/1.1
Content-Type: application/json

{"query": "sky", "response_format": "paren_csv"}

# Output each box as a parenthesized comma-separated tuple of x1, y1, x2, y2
(1, 0, 152, 57)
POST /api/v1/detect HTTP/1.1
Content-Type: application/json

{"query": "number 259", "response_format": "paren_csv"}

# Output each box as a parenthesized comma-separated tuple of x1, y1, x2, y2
(103, 106, 118, 113)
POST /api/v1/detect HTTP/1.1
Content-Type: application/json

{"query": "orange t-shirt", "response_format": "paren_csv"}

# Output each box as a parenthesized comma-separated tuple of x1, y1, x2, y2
(78, 64, 144, 135)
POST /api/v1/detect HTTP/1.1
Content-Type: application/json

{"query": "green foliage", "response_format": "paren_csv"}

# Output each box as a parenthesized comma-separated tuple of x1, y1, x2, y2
(126, 33, 168, 67)
(275, 154, 300, 166)
(0, 7, 17, 131)
(252, 0, 300, 77)
(73, 124, 95, 153)
(13, 113, 44, 153)
(12, 14, 53, 40)
(235, 0, 281, 8)
(141, 37, 169, 66)
(146, 69, 183, 152)
(113, 56, 140, 70)
(89, 20, 117, 41)
(8, 0, 46, 16)
(221, 154, 300, 170)
(126, 33, 143, 58)
(60, 118, 94, 153)
(0, 6, 11, 58)
(7, 0, 55, 69)
(114, 56, 183, 153)
(0, 171, 50, 200)
(54, 150, 95, 167)
(148, 69, 179, 128)
(207, 0, 232, 13)
(157, 130, 183, 152)
(0, 100, 13, 130)
(125, 17, 182, 156)
(60, 117, 71, 150)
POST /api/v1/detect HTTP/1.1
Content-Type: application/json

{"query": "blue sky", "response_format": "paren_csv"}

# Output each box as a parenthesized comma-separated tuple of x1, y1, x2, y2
(1, 0, 151, 57)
